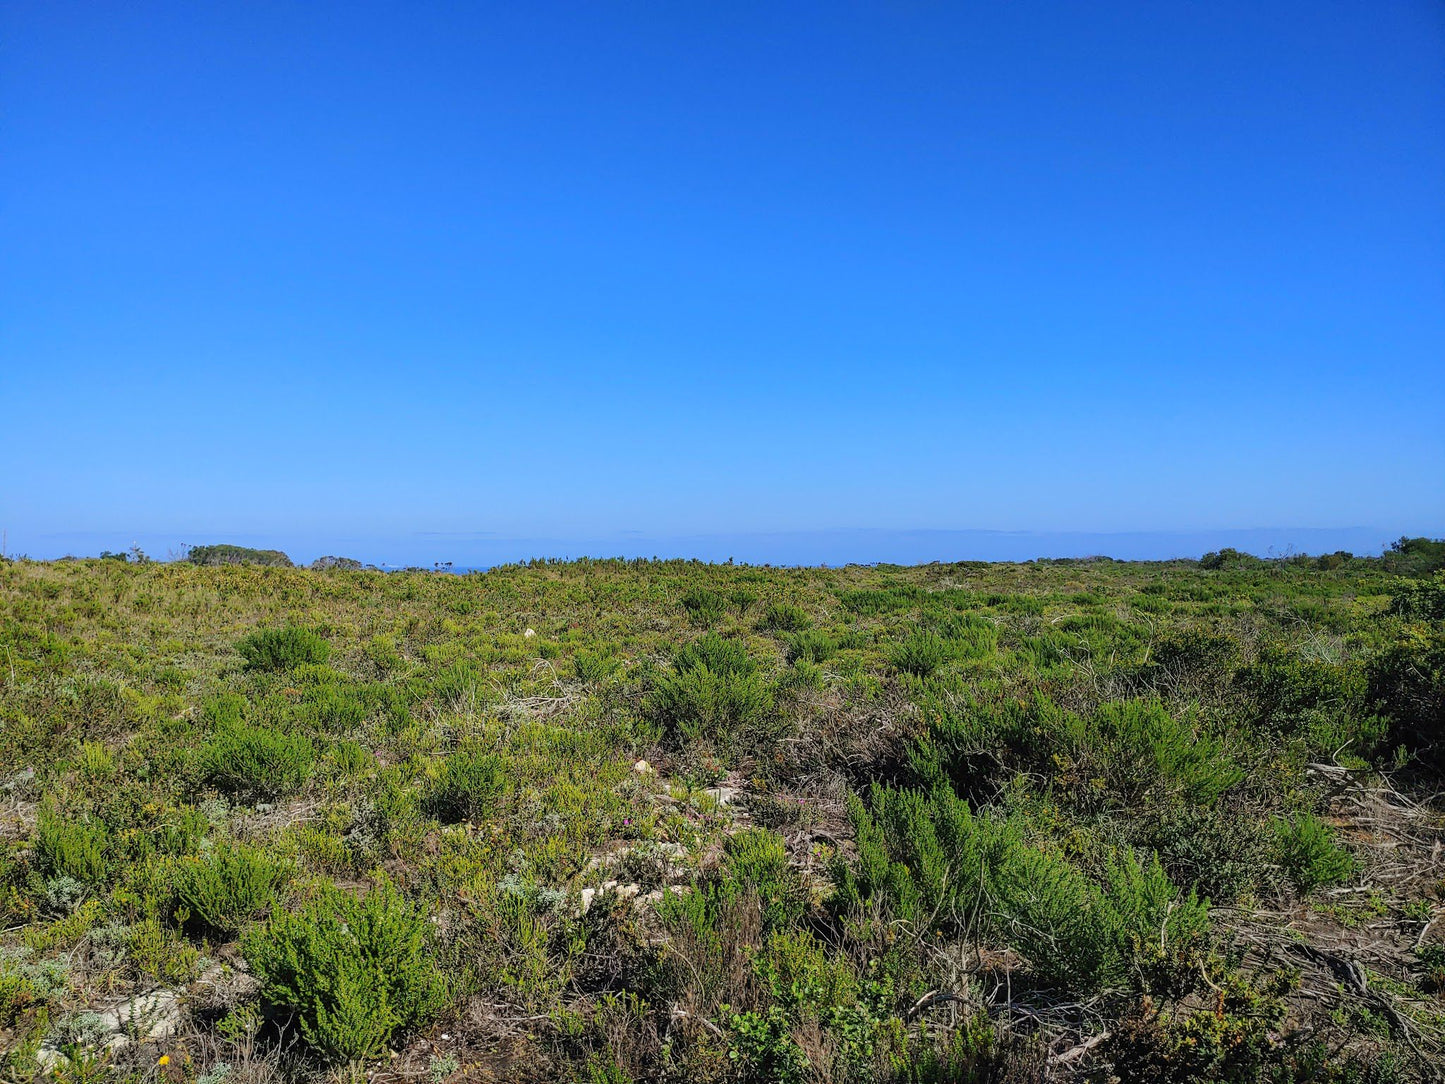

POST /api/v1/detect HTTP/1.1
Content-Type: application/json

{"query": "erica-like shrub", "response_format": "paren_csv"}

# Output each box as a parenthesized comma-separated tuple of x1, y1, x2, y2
(645, 634, 774, 751)
(175, 841, 292, 935)
(202, 722, 315, 800)
(236, 626, 331, 671)
(244, 884, 446, 1063)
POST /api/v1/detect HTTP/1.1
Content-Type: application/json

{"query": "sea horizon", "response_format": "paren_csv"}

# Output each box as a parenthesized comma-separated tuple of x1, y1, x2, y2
(6, 524, 1432, 571)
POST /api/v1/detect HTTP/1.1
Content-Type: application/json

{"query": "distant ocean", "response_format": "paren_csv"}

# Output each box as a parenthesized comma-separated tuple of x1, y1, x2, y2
(14, 525, 1430, 570)
(328, 526, 1413, 573)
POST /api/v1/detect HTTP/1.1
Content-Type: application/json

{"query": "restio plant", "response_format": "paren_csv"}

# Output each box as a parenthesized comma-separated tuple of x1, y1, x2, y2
(244, 883, 446, 1063)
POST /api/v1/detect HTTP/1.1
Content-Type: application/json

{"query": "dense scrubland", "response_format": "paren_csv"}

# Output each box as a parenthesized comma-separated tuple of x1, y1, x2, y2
(2, 541, 1443, 1083)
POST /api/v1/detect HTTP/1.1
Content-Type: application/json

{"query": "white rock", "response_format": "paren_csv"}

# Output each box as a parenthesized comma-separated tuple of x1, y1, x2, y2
(35, 990, 186, 1069)
(703, 786, 741, 807)
(523, 628, 536, 638)
(633, 759, 654, 775)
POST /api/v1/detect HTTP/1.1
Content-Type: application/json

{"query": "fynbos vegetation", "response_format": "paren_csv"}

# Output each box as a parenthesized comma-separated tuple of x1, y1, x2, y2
(1, 546, 1442, 1081)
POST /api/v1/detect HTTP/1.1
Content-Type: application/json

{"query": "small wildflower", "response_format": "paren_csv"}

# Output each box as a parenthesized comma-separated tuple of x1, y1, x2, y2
(158, 1055, 170, 1067)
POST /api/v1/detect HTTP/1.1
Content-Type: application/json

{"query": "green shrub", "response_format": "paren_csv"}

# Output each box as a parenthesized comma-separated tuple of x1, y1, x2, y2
(422, 747, 507, 823)
(890, 1015, 1001, 1083)
(1138, 806, 1275, 904)
(34, 810, 108, 885)
(906, 695, 1018, 800)
(292, 682, 367, 730)
(1367, 626, 1445, 775)
(175, 842, 292, 935)
(722, 829, 805, 930)
(1382, 536, 1445, 576)
(836, 784, 1209, 994)
(644, 634, 773, 750)
(840, 587, 920, 615)
(244, 883, 446, 1063)
(890, 630, 950, 676)
(680, 588, 727, 628)
(1274, 812, 1354, 895)
(1199, 548, 1258, 571)
(1234, 645, 1364, 735)
(759, 602, 810, 632)
(729, 588, 759, 613)
(834, 783, 1010, 935)
(572, 648, 618, 685)
(785, 630, 836, 665)
(1145, 629, 1241, 692)
(236, 626, 331, 671)
(1051, 700, 1243, 810)
(0, 950, 70, 1027)
(202, 722, 315, 800)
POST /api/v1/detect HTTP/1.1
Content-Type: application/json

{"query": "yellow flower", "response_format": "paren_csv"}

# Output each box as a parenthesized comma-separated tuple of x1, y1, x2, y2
(157, 1056, 170, 1067)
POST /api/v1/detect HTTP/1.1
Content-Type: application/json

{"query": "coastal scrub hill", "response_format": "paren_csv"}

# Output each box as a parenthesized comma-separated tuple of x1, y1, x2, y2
(1, 551, 1442, 1083)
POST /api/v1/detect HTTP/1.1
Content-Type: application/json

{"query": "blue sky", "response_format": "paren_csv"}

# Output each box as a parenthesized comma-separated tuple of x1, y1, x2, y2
(3, 2, 1442, 565)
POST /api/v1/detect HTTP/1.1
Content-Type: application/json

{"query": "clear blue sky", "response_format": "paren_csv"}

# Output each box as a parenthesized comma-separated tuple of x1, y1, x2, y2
(3, 2, 1442, 564)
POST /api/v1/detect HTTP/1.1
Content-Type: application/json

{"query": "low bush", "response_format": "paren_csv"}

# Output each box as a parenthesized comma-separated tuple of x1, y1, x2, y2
(1274, 812, 1354, 896)
(785, 630, 837, 665)
(1388, 574, 1445, 621)
(1137, 806, 1275, 904)
(835, 784, 1209, 994)
(244, 883, 446, 1063)
(236, 626, 331, 671)
(1144, 628, 1241, 694)
(721, 828, 805, 931)
(1367, 626, 1445, 775)
(422, 747, 507, 823)
(840, 587, 920, 615)
(189, 544, 294, 567)
(201, 722, 315, 800)
(34, 809, 108, 885)
(759, 602, 811, 632)
(1047, 699, 1243, 811)
(1382, 536, 1445, 576)
(890, 631, 950, 677)
(175, 842, 292, 935)
(644, 634, 774, 751)
(680, 588, 727, 628)
(1234, 645, 1364, 735)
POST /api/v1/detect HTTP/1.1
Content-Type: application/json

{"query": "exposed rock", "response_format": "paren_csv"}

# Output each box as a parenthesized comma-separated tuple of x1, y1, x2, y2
(193, 962, 261, 1013)
(523, 628, 537, 639)
(35, 990, 185, 1070)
